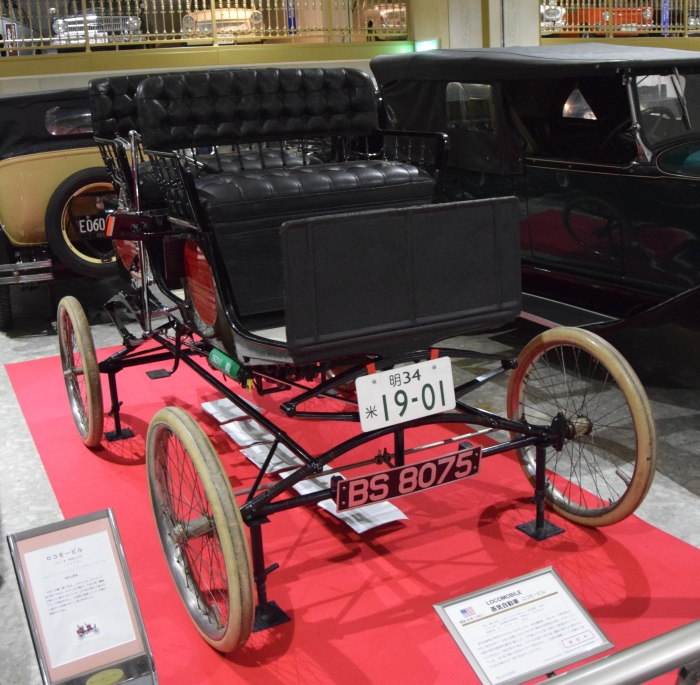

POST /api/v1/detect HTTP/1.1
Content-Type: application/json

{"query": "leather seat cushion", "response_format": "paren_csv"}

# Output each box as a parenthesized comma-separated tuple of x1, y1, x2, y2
(136, 149, 318, 208)
(196, 160, 436, 316)
(195, 160, 436, 227)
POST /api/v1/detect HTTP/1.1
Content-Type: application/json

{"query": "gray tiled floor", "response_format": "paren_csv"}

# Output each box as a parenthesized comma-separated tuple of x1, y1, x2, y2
(1, 281, 699, 684)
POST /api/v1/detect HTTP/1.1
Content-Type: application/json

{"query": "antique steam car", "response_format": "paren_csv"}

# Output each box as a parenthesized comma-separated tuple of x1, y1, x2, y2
(56, 65, 657, 654)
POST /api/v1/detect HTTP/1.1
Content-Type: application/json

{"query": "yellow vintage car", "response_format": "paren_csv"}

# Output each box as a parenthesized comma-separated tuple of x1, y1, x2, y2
(0, 87, 117, 330)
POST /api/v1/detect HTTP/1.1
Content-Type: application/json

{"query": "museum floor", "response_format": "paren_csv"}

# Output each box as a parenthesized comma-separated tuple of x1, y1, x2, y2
(1, 280, 700, 685)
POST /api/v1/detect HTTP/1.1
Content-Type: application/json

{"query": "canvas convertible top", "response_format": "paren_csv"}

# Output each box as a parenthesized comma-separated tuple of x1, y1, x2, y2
(0, 89, 94, 161)
(371, 44, 700, 85)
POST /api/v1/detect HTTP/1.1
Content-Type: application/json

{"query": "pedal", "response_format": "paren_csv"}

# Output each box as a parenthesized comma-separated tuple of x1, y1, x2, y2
(146, 369, 171, 380)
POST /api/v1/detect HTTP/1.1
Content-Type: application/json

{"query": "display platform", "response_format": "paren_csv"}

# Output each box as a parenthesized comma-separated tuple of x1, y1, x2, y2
(7, 346, 700, 685)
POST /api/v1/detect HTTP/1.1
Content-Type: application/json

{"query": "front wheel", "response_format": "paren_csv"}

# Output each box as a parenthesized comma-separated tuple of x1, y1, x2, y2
(146, 407, 254, 652)
(57, 296, 104, 446)
(506, 327, 656, 527)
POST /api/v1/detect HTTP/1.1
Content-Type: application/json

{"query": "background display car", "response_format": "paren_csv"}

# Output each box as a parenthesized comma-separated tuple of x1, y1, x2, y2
(51, 0, 142, 45)
(567, 2, 653, 36)
(540, 1, 566, 35)
(0, 88, 117, 330)
(372, 44, 700, 386)
(1, 0, 39, 55)
(181, 6, 262, 43)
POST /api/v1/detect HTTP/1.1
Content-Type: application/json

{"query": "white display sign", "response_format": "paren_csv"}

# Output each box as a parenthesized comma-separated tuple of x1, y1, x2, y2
(435, 567, 612, 685)
(23, 530, 137, 668)
(7, 509, 156, 685)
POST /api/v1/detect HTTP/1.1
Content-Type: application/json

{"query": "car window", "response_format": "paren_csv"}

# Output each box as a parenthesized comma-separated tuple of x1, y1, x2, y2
(635, 73, 700, 146)
(45, 106, 93, 135)
(657, 141, 700, 177)
(446, 82, 496, 132)
(563, 88, 597, 120)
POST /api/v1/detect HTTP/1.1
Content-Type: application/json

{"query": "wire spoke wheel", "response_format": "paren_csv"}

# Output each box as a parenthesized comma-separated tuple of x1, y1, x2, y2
(57, 296, 103, 447)
(146, 407, 254, 652)
(507, 328, 656, 527)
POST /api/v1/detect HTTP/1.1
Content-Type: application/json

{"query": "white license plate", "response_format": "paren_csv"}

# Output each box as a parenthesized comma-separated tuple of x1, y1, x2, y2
(355, 356, 456, 432)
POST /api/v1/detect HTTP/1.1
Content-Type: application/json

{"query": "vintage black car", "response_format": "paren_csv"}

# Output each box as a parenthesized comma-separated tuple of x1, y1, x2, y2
(371, 44, 700, 385)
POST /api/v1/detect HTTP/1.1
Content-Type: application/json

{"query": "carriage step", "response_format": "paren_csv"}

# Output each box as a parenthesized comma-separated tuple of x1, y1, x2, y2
(146, 369, 171, 379)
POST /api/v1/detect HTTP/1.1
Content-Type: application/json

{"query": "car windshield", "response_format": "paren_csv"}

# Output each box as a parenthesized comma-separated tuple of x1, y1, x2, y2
(635, 72, 700, 147)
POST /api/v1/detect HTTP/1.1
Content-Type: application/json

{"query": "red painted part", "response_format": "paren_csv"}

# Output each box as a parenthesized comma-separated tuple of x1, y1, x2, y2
(183, 241, 217, 326)
(115, 240, 139, 271)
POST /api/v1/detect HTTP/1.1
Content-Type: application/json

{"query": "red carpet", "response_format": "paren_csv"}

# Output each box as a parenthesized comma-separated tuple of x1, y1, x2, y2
(7, 348, 700, 685)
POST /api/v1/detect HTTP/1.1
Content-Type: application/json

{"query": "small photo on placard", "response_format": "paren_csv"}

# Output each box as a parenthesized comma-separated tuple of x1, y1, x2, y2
(434, 567, 612, 685)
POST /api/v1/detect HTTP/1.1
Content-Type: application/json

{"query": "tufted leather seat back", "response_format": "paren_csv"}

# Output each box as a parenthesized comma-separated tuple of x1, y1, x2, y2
(89, 74, 157, 139)
(134, 67, 379, 150)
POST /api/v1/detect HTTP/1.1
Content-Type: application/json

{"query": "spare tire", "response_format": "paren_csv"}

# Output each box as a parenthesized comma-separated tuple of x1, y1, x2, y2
(45, 168, 118, 279)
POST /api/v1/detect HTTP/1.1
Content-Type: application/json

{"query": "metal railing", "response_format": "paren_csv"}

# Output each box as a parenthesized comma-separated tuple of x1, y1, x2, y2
(0, 0, 408, 55)
(545, 617, 700, 684)
(541, 1, 700, 38)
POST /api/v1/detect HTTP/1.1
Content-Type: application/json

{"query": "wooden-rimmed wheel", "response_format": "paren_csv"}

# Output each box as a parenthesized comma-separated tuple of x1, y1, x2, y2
(507, 327, 656, 527)
(57, 296, 104, 447)
(146, 407, 254, 652)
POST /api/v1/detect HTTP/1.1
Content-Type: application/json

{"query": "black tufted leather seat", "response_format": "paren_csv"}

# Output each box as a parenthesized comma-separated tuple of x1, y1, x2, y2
(89, 73, 316, 209)
(132, 68, 438, 315)
(135, 69, 378, 150)
(196, 161, 436, 224)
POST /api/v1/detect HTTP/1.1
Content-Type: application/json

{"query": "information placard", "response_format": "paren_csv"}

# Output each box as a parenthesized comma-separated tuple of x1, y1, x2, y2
(434, 567, 612, 685)
(7, 509, 157, 685)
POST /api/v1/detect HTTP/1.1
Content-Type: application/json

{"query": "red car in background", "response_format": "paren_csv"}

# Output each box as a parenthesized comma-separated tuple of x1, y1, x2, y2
(568, 4, 653, 36)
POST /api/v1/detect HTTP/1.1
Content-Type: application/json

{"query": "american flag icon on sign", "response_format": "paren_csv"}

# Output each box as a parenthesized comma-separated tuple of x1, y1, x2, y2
(460, 606, 476, 617)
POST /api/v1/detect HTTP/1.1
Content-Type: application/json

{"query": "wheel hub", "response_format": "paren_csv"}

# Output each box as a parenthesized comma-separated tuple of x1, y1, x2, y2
(569, 416, 593, 438)
(172, 515, 215, 545)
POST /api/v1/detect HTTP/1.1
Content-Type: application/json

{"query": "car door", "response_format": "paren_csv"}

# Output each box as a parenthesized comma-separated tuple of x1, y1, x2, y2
(522, 80, 632, 282)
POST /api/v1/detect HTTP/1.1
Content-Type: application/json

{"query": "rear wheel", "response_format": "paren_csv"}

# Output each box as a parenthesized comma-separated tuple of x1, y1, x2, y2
(57, 296, 103, 446)
(506, 327, 656, 527)
(45, 168, 118, 279)
(146, 407, 254, 652)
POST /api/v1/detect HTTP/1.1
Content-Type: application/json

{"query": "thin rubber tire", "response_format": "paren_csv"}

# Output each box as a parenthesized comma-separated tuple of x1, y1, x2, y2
(507, 327, 656, 527)
(146, 407, 254, 652)
(57, 295, 104, 447)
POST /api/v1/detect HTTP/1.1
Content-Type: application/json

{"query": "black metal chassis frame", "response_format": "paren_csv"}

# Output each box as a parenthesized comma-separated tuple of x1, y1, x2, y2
(97, 301, 569, 630)
(92, 127, 567, 631)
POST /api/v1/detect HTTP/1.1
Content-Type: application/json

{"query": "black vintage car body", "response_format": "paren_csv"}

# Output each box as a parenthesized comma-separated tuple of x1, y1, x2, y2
(371, 44, 700, 385)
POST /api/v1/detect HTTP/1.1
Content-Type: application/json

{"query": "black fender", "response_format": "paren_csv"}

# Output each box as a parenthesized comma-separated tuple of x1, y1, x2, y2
(586, 284, 700, 389)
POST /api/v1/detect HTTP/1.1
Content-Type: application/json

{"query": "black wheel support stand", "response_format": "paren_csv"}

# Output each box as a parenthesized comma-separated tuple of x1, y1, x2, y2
(249, 519, 291, 632)
(104, 371, 135, 441)
(516, 444, 565, 541)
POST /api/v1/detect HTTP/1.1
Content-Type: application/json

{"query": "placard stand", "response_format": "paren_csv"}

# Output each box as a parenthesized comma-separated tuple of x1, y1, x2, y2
(435, 567, 612, 685)
(7, 509, 157, 685)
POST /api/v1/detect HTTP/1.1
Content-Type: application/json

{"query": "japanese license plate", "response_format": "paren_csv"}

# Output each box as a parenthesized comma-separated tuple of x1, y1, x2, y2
(336, 445, 481, 512)
(73, 215, 108, 238)
(355, 356, 456, 432)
